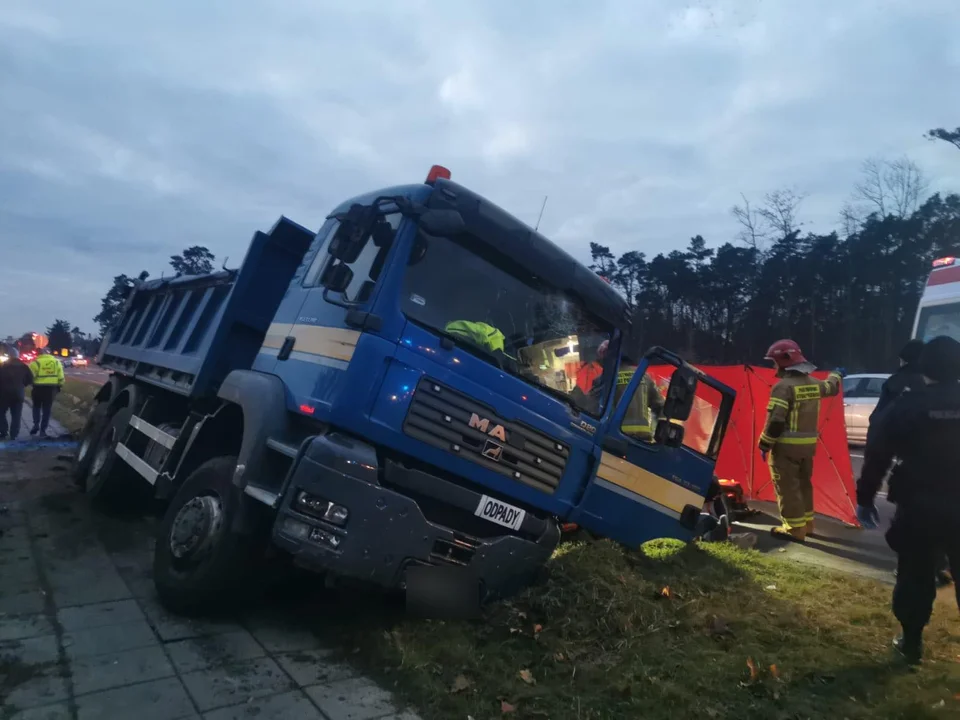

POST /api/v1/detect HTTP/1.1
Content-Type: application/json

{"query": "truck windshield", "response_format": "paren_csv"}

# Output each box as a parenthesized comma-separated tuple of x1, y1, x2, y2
(401, 229, 614, 417)
(916, 302, 960, 342)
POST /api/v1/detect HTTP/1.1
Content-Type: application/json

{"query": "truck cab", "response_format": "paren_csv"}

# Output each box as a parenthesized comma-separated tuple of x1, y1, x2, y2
(77, 165, 735, 615)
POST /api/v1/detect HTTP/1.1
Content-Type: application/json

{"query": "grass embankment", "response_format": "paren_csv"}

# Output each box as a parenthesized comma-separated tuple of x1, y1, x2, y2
(326, 540, 960, 720)
(52, 377, 100, 434)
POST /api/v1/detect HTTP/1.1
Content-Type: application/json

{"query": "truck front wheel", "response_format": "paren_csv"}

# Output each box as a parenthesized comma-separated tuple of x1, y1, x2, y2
(153, 456, 255, 616)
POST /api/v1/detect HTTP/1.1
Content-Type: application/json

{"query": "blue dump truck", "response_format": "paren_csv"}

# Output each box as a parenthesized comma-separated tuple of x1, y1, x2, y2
(73, 165, 736, 616)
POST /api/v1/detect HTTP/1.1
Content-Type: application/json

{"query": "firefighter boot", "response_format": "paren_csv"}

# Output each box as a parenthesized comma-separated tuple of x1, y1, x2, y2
(770, 524, 807, 543)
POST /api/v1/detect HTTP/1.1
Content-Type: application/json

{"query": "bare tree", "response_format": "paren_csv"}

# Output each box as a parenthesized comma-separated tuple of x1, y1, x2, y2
(758, 188, 806, 238)
(854, 158, 888, 217)
(852, 156, 928, 219)
(886, 156, 929, 217)
(838, 202, 863, 238)
(731, 193, 768, 251)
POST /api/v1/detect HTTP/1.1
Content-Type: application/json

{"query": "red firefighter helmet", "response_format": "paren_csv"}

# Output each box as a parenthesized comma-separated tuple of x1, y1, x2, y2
(764, 339, 807, 369)
(596, 339, 609, 361)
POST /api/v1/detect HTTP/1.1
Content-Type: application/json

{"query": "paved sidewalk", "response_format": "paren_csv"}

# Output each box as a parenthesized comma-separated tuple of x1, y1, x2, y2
(0, 446, 421, 720)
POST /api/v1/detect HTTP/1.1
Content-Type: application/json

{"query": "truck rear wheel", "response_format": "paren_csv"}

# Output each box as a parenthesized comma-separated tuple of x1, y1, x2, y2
(73, 403, 110, 486)
(153, 456, 255, 616)
(86, 408, 149, 509)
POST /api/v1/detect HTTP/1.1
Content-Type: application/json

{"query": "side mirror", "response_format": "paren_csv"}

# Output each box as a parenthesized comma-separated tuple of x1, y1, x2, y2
(320, 262, 354, 294)
(662, 365, 697, 422)
(419, 208, 465, 237)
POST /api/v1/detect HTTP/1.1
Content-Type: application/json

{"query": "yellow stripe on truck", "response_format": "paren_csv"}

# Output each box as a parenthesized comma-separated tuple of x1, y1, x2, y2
(596, 451, 704, 514)
(261, 323, 361, 363)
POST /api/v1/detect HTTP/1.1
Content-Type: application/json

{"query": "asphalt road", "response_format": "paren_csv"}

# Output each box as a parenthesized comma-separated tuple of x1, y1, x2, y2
(65, 365, 111, 385)
(739, 444, 900, 583)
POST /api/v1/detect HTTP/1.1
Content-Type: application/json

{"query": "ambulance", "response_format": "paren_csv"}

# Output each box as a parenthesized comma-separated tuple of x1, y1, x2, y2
(913, 256, 960, 342)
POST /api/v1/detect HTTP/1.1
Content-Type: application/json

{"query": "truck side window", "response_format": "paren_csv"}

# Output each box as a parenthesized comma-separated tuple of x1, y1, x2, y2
(304, 219, 341, 287)
(616, 368, 661, 445)
(305, 213, 402, 302)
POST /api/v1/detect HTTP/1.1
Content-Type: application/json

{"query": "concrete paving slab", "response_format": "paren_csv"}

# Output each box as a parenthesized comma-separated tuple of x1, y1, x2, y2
(2, 442, 424, 720)
(0, 614, 53, 642)
(139, 596, 243, 642)
(74, 677, 198, 720)
(201, 690, 325, 720)
(6, 702, 72, 719)
(180, 657, 295, 712)
(306, 677, 400, 720)
(0, 634, 60, 665)
(70, 644, 175, 696)
(274, 649, 356, 687)
(0, 613, 55, 642)
(0, 588, 47, 615)
(164, 630, 266, 673)
(62, 618, 158, 660)
(1, 671, 69, 711)
(57, 598, 145, 631)
(243, 616, 326, 653)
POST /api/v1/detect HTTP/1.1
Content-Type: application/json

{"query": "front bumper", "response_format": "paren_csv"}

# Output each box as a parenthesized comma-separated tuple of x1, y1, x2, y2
(270, 434, 560, 601)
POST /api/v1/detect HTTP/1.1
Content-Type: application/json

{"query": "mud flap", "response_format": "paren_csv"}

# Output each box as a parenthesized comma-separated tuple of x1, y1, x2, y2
(405, 565, 481, 620)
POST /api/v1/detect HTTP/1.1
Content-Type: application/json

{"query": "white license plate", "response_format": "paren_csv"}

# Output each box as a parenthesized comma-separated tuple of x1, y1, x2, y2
(474, 495, 526, 531)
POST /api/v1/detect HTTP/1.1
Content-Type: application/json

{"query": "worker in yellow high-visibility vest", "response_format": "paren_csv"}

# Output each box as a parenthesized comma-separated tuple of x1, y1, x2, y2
(28, 349, 64, 437)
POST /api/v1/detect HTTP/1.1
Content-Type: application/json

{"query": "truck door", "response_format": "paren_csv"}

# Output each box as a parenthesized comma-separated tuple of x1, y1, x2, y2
(568, 349, 736, 548)
(254, 217, 340, 375)
(262, 207, 406, 413)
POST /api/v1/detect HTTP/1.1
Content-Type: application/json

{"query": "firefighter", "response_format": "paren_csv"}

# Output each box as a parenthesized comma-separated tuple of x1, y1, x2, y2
(28, 348, 64, 437)
(758, 339, 842, 542)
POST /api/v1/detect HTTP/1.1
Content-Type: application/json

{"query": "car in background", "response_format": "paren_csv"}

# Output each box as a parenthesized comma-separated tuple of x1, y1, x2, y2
(72, 354, 88, 367)
(842, 373, 891, 445)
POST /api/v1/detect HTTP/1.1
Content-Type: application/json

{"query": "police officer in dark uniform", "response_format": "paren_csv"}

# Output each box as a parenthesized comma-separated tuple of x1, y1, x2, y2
(872, 338, 926, 419)
(856, 335, 960, 664)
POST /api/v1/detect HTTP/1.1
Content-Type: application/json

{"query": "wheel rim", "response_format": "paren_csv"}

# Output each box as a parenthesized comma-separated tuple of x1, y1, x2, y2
(90, 427, 116, 477)
(169, 494, 224, 563)
(78, 433, 93, 463)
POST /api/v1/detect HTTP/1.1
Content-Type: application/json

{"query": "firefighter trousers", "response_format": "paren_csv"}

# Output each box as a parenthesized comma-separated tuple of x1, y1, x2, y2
(768, 445, 815, 530)
(886, 504, 960, 635)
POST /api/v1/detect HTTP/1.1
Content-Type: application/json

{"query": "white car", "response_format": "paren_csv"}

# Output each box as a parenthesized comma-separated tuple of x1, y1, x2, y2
(842, 373, 891, 445)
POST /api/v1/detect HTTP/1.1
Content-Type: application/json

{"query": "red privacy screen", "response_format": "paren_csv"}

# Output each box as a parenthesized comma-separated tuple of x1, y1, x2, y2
(648, 365, 857, 526)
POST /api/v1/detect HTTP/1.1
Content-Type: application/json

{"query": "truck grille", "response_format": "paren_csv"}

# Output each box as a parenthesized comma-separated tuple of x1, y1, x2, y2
(402, 378, 568, 494)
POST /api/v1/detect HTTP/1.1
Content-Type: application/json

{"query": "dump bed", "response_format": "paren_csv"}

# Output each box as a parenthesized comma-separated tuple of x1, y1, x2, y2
(98, 217, 315, 397)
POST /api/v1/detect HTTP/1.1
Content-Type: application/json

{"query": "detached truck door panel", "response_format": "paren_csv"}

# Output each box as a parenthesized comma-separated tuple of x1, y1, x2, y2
(570, 356, 735, 547)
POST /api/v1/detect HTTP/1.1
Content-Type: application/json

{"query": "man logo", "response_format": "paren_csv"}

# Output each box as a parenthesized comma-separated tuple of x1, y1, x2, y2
(468, 413, 508, 442)
(481, 440, 504, 462)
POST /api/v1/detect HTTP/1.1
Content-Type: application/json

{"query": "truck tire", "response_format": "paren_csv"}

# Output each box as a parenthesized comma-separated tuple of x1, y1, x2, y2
(73, 403, 110, 486)
(85, 407, 148, 509)
(153, 456, 256, 616)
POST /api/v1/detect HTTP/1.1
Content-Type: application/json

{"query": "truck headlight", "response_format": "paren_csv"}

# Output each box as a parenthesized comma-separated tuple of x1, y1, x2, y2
(295, 490, 349, 527)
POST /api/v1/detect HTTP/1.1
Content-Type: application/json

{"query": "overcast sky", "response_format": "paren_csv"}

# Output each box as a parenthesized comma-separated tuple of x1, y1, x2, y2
(2, 0, 959, 338)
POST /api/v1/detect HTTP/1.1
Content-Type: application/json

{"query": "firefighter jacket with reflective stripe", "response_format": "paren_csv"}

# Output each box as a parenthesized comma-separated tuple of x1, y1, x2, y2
(615, 367, 664, 441)
(758, 370, 841, 452)
(29, 355, 65, 387)
(443, 320, 506, 354)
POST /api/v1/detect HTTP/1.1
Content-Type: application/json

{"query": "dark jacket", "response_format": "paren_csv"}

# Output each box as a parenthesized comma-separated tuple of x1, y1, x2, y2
(871, 363, 925, 418)
(858, 381, 960, 509)
(0, 359, 34, 401)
